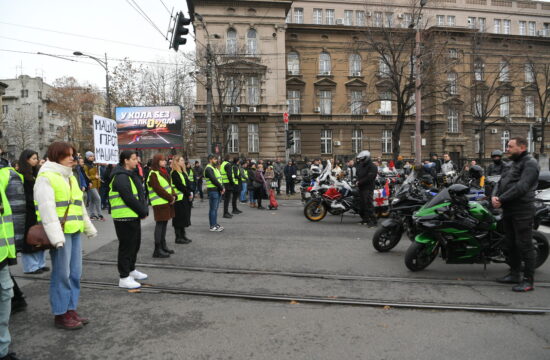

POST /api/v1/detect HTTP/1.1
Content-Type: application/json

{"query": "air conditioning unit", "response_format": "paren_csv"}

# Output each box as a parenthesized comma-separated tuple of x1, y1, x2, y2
(491, 128, 498, 134)
(314, 107, 321, 113)
(336, 19, 344, 25)
(397, 14, 404, 19)
(249, 106, 257, 112)
(352, 72, 361, 77)
(334, 140, 342, 146)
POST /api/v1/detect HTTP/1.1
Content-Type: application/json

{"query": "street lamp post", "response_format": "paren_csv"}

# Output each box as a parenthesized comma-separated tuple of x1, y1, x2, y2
(73, 51, 111, 119)
(414, 0, 427, 167)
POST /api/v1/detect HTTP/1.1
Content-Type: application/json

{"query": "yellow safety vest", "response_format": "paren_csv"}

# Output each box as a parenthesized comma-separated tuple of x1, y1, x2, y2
(109, 175, 140, 219)
(35, 172, 84, 234)
(204, 164, 222, 189)
(220, 161, 230, 184)
(147, 170, 172, 206)
(171, 170, 187, 201)
(0, 186, 16, 262)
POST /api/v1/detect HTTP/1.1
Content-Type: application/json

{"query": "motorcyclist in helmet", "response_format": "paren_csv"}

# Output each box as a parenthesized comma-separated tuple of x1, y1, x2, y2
(468, 164, 485, 189)
(355, 150, 378, 227)
(486, 150, 508, 176)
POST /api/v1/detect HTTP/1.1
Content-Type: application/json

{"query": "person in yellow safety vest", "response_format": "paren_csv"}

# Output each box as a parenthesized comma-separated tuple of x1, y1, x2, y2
(147, 153, 176, 258)
(171, 156, 193, 244)
(109, 150, 149, 290)
(185, 160, 196, 206)
(220, 154, 235, 219)
(204, 155, 225, 231)
(34, 142, 97, 330)
(230, 157, 243, 215)
(239, 160, 249, 203)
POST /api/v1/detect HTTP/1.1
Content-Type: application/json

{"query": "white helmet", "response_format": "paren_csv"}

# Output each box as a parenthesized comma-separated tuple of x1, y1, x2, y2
(356, 150, 371, 162)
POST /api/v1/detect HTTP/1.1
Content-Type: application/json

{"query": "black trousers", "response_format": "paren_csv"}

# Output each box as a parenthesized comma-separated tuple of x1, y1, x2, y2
(359, 187, 376, 224)
(114, 220, 141, 278)
(503, 215, 536, 279)
(255, 187, 263, 207)
(223, 185, 232, 214)
(154, 221, 168, 247)
(196, 179, 204, 199)
(276, 178, 281, 194)
(232, 188, 240, 211)
(286, 178, 295, 194)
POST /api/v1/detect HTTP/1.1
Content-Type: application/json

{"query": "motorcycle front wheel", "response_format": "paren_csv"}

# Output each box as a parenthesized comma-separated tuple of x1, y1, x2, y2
(372, 226, 403, 252)
(405, 242, 439, 271)
(304, 200, 327, 221)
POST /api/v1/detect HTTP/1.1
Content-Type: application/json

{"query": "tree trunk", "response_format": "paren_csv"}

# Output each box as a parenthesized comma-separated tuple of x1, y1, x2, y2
(540, 119, 546, 155)
(478, 122, 486, 164)
(391, 114, 406, 161)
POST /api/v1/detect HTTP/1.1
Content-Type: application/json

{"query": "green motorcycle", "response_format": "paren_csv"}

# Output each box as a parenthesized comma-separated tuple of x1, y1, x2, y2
(405, 184, 549, 271)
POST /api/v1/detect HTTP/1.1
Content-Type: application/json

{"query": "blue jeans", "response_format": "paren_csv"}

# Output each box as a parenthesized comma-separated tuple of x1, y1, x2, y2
(240, 183, 248, 202)
(0, 267, 13, 357)
(21, 251, 46, 273)
(49, 232, 82, 315)
(248, 188, 255, 203)
(208, 191, 221, 227)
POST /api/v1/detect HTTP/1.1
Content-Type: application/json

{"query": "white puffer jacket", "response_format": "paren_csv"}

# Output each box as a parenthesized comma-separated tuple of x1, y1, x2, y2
(34, 161, 97, 247)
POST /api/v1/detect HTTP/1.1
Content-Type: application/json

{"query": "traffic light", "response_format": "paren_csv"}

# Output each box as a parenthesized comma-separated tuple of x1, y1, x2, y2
(286, 130, 294, 149)
(420, 120, 427, 133)
(171, 11, 191, 52)
(532, 126, 540, 141)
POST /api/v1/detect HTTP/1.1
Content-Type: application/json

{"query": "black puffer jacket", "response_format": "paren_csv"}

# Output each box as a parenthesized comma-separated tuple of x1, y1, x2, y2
(110, 165, 149, 219)
(356, 159, 378, 190)
(486, 160, 510, 176)
(496, 151, 539, 217)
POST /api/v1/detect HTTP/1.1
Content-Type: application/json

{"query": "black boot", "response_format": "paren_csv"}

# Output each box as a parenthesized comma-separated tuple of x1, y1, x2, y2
(512, 277, 534, 292)
(496, 272, 521, 284)
(232, 209, 242, 215)
(11, 296, 27, 314)
(161, 238, 174, 254)
(153, 245, 170, 258)
(175, 228, 186, 244)
(181, 228, 192, 244)
(223, 213, 233, 219)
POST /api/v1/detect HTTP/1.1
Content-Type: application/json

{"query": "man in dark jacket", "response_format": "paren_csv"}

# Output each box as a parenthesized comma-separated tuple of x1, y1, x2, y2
(492, 136, 539, 292)
(486, 150, 509, 176)
(193, 161, 204, 201)
(283, 161, 297, 195)
(356, 150, 378, 227)
(231, 157, 242, 214)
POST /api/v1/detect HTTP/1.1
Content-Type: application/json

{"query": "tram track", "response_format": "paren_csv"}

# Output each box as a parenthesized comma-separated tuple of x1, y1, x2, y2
(13, 274, 550, 315)
(82, 258, 550, 289)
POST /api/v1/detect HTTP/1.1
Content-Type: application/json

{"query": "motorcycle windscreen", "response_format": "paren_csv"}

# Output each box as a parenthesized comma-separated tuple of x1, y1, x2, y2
(423, 188, 452, 209)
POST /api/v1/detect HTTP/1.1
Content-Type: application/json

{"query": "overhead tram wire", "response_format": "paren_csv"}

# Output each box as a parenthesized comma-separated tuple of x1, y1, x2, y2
(158, 0, 172, 16)
(125, 0, 169, 42)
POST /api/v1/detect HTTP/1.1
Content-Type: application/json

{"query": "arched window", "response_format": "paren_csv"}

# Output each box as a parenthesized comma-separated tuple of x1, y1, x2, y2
(349, 54, 362, 76)
(501, 130, 510, 151)
(246, 29, 257, 56)
(287, 52, 300, 75)
(319, 52, 331, 75)
(226, 28, 237, 55)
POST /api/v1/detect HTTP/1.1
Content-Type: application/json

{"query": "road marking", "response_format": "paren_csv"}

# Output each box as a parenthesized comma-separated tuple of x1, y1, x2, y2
(157, 133, 170, 143)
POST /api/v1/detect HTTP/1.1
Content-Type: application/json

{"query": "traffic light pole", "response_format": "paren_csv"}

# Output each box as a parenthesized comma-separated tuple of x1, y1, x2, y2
(285, 122, 289, 163)
(206, 43, 213, 156)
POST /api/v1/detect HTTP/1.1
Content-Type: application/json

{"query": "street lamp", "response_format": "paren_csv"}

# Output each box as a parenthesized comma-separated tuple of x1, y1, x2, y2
(73, 51, 111, 119)
(413, 0, 427, 167)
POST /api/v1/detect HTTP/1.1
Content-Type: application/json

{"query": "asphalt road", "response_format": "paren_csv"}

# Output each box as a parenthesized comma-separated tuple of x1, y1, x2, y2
(118, 132, 183, 147)
(9, 200, 550, 360)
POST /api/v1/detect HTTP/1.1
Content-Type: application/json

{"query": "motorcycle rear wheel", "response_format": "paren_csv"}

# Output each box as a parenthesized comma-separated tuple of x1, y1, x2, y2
(534, 231, 549, 268)
(304, 200, 327, 221)
(372, 226, 403, 252)
(405, 242, 439, 271)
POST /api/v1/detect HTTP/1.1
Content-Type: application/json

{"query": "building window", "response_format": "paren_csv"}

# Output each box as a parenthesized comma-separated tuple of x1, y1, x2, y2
(448, 108, 459, 133)
(494, 19, 501, 34)
(37, 91, 42, 99)
(319, 52, 331, 75)
(294, 8, 304, 24)
(227, 124, 239, 153)
(468, 17, 476, 29)
(320, 90, 332, 115)
(447, 16, 455, 27)
(326, 9, 335, 25)
(447, 72, 458, 95)
(499, 61, 509, 82)
(321, 129, 332, 154)
(474, 60, 484, 81)
(385, 13, 393, 27)
(379, 55, 390, 77)
(248, 124, 259, 153)
(374, 12, 383, 27)
(503, 20, 511, 34)
(449, 48, 458, 59)
(519, 21, 527, 35)
(287, 90, 301, 114)
(525, 63, 534, 83)
(313, 9, 323, 24)
(247, 76, 259, 105)
(349, 53, 361, 75)
(1, 105, 7, 114)
(501, 130, 510, 151)
(436, 15, 445, 26)
(478, 18, 486, 32)
(500, 95, 510, 117)
(403, 13, 413, 28)
(226, 29, 237, 55)
(20, 89, 28, 98)
(290, 130, 301, 155)
(344, 10, 353, 26)
(529, 21, 536, 36)
(356, 11, 365, 26)
(224, 76, 239, 105)
(287, 52, 300, 75)
(350, 90, 363, 115)
(382, 130, 392, 153)
(246, 29, 257, 56)
(380, 92, 392, 115)
(352, 129, 363, 154)
(525, 96, 535, 117)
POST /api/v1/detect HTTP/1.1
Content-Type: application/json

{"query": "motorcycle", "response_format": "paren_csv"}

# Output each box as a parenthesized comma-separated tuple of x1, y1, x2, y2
(372, 171, 436, 252)
(303, 179, 361, 221)
(404, 184, 549, 271)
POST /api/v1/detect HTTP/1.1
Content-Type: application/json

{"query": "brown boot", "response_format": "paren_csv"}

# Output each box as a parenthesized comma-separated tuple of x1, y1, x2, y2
(54, 312, 83, 330)
(67, 310, 89, 325)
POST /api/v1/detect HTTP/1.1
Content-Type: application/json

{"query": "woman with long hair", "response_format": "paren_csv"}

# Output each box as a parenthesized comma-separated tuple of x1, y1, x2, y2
(170, 156, 192, 244)
(146, 153, 175, 258)
(34, 142, 97, 329)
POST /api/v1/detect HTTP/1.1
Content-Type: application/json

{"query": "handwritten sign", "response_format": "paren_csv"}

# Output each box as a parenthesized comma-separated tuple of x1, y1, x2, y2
(93, 115, 118, 164)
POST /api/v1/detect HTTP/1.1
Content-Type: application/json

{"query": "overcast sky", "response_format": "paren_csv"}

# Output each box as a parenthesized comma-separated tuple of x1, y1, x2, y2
(0, 0, 195, 89)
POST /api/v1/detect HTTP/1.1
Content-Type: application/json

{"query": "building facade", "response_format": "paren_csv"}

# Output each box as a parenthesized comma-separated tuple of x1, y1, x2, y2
(188, 0, 550, 163)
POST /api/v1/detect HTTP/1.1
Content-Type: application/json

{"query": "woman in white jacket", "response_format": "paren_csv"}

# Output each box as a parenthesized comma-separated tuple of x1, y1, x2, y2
(34, 142, 97, 330)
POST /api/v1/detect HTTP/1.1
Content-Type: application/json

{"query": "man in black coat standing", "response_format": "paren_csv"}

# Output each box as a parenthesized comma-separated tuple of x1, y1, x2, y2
(492, 136, 539, 292)
(356, 150, 378, 227)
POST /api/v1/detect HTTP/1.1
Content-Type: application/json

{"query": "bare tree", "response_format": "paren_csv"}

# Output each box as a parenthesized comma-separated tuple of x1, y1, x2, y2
(1, 107, 35, 156)
(525, 59, 550, 154)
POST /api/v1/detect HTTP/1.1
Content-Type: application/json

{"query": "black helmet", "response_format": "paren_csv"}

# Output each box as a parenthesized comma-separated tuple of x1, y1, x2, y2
(448, 184, 469, 206)
(421, 174, 434, 185)
(468, 165, 484, 180)
(491, 150, 503, 158)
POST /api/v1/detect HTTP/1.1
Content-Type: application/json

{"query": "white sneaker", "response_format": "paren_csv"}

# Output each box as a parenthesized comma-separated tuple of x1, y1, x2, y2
(210, 226, 218, 232)
(129, 270, 148, 281)
(119, 276, 141, 289)
(215, 224, 224, 232)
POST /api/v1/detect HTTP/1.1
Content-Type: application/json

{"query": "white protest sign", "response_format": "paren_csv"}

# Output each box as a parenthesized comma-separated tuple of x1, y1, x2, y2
(93, 115, 119, 164)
